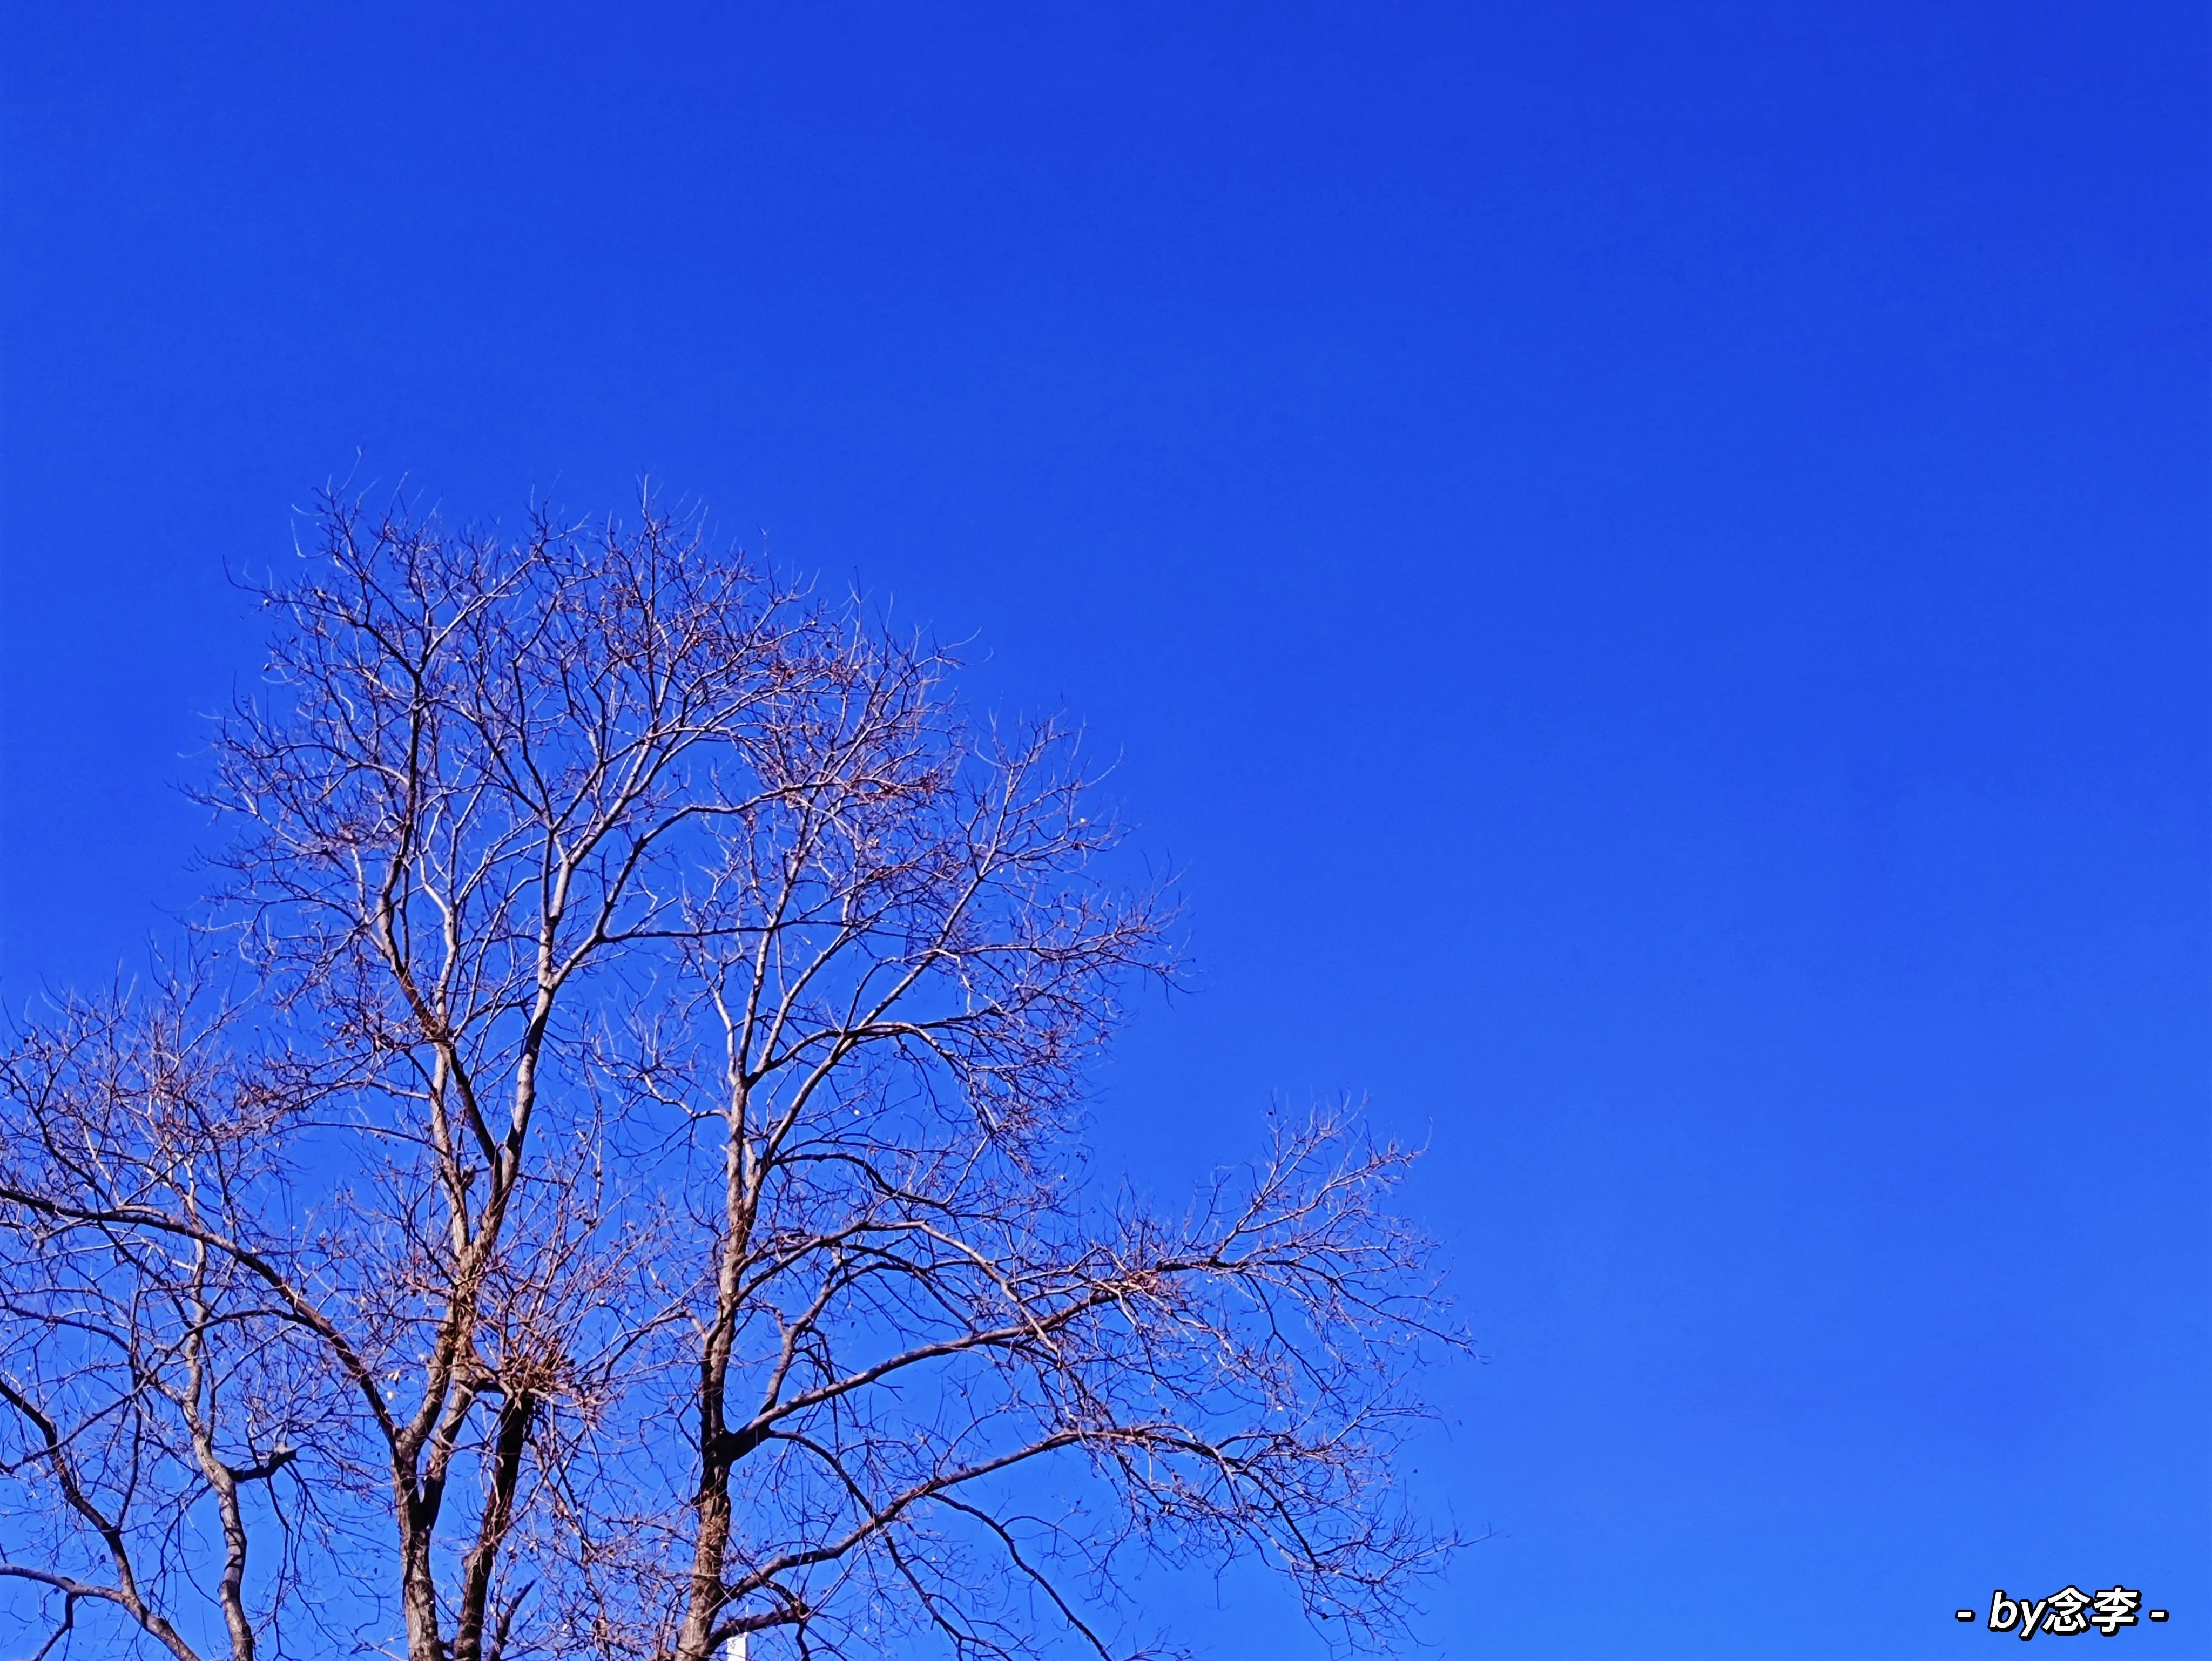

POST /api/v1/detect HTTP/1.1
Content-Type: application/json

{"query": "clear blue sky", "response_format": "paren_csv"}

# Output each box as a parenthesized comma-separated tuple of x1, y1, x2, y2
(2, 6, 2205, 1657)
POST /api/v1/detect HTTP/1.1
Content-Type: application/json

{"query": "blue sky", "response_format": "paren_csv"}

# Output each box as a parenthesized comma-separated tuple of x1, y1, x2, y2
(2, 5, 2205, 1656)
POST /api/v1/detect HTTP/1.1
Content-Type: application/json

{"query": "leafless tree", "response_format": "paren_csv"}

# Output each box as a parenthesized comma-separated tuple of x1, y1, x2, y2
(0, 491, 1462, 1661)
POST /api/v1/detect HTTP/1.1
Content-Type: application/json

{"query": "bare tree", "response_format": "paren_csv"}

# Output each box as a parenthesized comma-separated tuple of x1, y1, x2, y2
(0, 491, 1461, 1661)
(0, 969, 354, 1661)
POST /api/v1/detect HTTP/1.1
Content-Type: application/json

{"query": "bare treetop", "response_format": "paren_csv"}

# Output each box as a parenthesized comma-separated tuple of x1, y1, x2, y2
(1, 490, 1464, 1661)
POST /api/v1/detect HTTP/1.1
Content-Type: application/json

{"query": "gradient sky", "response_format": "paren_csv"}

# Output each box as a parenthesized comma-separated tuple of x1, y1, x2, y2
(2, 5, 2206, 1657)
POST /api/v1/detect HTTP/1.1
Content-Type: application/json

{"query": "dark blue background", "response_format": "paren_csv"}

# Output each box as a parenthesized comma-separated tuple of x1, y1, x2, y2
(3, 5, 2206, 1655)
